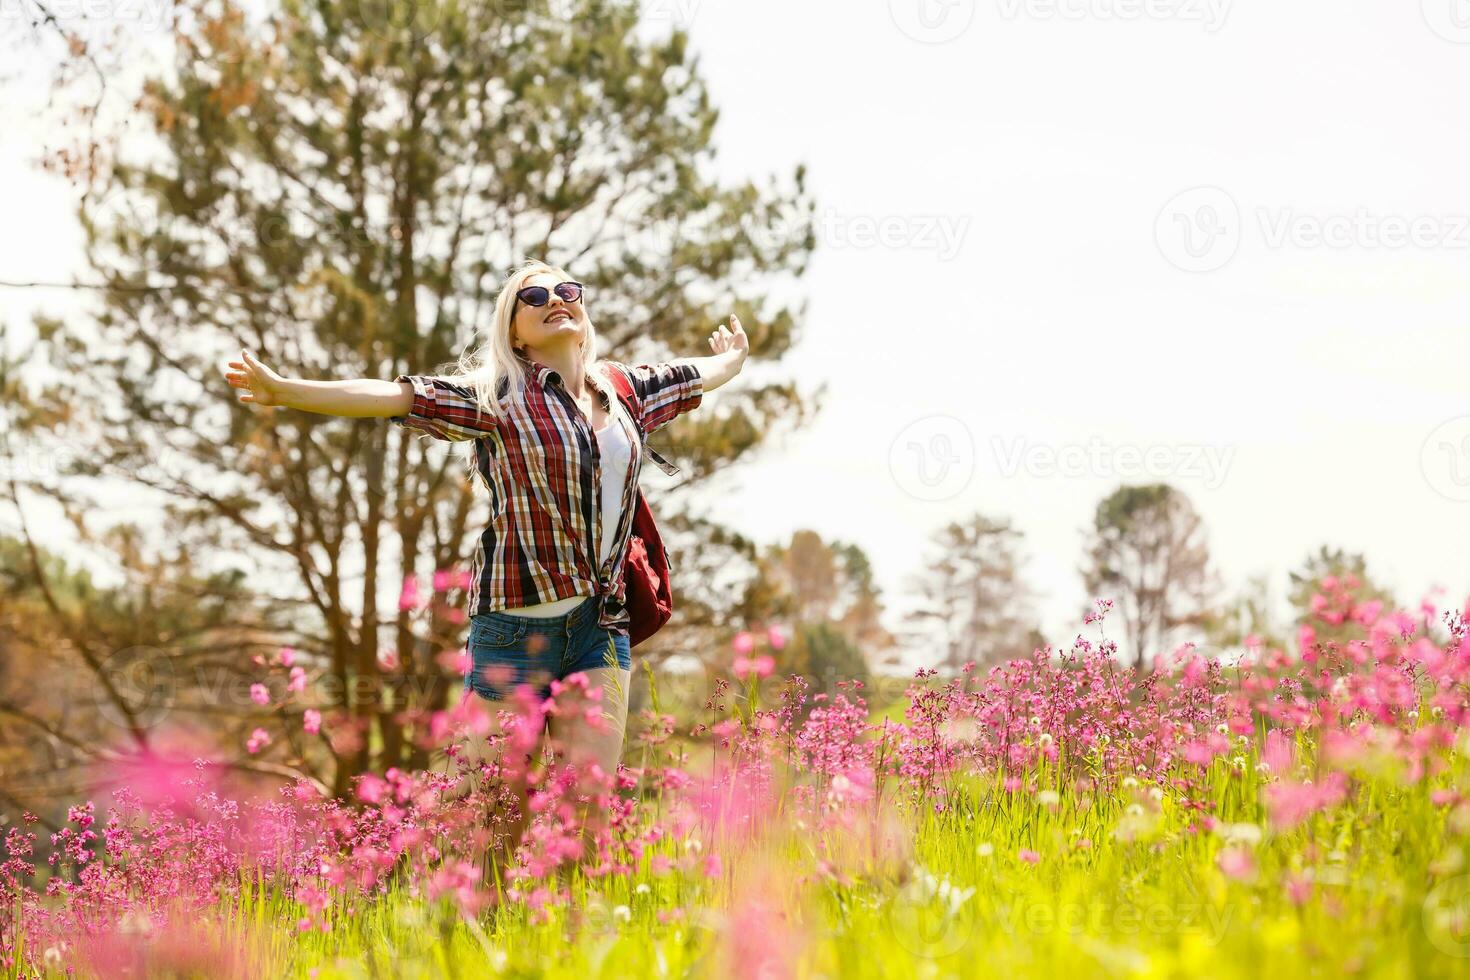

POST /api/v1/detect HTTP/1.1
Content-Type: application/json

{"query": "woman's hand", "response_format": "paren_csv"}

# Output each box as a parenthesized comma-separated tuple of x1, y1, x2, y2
(708, 315, 749, 364)
(223, 349, 288, 408)
(686, 315, 749, 393)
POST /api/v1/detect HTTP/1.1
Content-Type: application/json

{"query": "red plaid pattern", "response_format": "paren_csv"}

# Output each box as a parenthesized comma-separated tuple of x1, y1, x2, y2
(389, 351, 704, 633)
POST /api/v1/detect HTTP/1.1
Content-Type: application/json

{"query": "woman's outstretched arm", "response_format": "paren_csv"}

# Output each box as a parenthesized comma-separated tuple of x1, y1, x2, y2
(222, 349, 412, 418)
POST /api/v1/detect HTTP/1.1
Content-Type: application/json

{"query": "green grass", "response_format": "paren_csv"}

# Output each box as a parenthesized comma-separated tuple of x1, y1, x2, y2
(22, 745, 1458, 979)
(12, 687, 1470, 979)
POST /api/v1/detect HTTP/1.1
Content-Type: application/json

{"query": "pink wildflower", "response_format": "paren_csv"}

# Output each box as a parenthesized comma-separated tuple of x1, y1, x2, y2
(398, 574, 422, 612)
(1217, 847, 1256, 882)
(734, 655, 775, 680)
(245, 728, 271, 754)
(357, 774, 388, 805)
(437, 648, 471, 675)
(1265, 772, 1349, 829)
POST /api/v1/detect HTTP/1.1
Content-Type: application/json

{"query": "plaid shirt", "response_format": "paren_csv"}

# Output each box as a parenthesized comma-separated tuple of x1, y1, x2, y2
(389, 351, 704, 634)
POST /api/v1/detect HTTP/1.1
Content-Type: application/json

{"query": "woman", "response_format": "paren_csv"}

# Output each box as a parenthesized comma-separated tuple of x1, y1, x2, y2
(221, 259, 747, 864)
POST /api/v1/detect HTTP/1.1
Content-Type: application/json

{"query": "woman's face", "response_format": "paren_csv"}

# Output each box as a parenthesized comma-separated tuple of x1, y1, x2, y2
(511, 271, 587, 354)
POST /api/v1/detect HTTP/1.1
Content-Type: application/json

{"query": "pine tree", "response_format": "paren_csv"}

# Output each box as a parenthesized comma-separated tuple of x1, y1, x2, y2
(23, 0, 816, 791)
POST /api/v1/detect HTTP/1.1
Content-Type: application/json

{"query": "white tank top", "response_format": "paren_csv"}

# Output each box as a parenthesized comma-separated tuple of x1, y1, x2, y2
(594, 401, 634, 566)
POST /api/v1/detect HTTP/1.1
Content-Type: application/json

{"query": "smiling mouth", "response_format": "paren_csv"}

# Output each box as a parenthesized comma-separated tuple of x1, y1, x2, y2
(545, 311, 572, 324)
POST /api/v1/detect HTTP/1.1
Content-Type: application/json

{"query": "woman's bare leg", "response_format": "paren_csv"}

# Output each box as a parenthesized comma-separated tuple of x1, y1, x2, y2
(547, 663, 633, 876)
(433, 695, 546, 893)
(549, 664, 634, 776)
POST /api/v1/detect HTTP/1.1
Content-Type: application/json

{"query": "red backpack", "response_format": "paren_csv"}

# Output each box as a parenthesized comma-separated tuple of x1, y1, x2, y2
(601, 364, 676, 648)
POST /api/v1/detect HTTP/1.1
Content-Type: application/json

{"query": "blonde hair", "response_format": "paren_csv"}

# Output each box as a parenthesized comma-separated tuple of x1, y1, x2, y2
(436, 258, 616, 417)
(425, 258, 620, 492)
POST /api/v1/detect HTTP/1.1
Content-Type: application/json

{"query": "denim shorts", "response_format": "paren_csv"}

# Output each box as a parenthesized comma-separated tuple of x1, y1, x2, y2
(464, 594, 632, 702)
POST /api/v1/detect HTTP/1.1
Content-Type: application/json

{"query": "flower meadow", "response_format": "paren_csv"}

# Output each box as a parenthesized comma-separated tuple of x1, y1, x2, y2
(7, 593, 1470, 979)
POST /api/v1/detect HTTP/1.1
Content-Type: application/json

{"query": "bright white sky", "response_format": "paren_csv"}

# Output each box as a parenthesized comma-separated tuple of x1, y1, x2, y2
(4, 1, 1470, 663)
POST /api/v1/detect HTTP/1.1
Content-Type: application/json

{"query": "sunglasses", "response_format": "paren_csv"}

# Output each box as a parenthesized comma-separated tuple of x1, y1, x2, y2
(513, 281, 584, 312)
